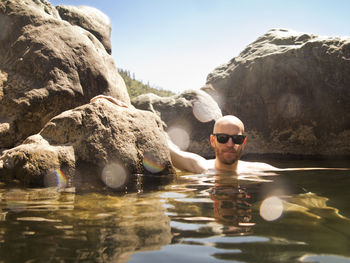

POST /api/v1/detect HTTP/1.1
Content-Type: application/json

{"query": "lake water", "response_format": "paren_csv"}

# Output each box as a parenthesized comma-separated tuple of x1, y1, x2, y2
(0, 160, 349, 263)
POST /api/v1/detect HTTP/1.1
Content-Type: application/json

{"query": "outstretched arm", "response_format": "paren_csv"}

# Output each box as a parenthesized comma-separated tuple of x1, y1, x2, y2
(167, 137, 208, 174)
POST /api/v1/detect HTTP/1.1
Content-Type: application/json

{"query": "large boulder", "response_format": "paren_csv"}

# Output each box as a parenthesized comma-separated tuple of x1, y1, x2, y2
(203, 29, 350, 158)
(0, 100, 174, 187)
(56, 5, 112, 54)
(0, 0, 130, 149)
(132, 90, 222, 158)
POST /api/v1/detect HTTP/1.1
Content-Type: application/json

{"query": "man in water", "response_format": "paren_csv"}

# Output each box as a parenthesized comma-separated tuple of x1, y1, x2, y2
(169, 115, 276, 174)
(90, 95, 347, 174)
(90, 95, 276, 173)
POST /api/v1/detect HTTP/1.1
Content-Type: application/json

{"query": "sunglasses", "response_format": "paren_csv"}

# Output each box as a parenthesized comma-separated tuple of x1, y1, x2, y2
(213, 133, 246, 144)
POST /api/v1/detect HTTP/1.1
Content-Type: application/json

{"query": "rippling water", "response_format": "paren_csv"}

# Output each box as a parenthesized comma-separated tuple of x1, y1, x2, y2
(0, 161, 350, 262)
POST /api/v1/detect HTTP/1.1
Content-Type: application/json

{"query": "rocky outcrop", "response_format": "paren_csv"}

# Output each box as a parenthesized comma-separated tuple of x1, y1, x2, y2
(0, 134, 75, 186)
(132, 90, 222, 158)
(0, 0, 129, 149)
(0, 99, 174, 187)
(203, 29, 350, 157)
(56, 5, 112, 54)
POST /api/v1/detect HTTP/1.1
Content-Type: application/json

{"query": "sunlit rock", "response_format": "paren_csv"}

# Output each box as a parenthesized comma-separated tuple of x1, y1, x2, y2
(132, 90, 222, 158)
(0, 134, 75, 186)
(56, 5, 112, 54)
(0, 100, 174, 187)
(0, 0, 129, 149)
(203, 28, 350, 157)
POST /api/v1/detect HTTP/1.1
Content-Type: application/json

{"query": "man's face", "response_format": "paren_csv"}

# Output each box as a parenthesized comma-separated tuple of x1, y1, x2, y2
(210, 122, 245, 166)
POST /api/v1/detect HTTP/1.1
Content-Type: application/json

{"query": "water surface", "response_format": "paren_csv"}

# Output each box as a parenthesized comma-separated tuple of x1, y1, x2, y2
(0, 160, 349, 262)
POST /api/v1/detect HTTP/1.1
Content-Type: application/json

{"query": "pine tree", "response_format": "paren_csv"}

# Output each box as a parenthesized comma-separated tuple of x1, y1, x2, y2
(117, 68, 175, 99)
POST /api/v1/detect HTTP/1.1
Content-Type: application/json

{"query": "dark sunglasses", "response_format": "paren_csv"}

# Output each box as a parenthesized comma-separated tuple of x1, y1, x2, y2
(213, 133, 246, 144)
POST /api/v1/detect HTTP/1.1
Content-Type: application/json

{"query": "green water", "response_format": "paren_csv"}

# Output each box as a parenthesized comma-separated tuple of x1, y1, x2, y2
(0, 160, 350, 263)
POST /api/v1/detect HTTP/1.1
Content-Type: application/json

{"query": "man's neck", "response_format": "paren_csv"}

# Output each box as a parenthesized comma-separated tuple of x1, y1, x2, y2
(214, 159, 239, 172)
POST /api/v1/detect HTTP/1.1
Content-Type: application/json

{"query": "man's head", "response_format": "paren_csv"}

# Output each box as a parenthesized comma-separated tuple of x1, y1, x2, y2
(210, 115, 246, 170)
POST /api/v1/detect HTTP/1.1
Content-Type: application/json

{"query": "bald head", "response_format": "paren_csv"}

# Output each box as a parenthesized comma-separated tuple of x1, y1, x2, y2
(210, 115, 246, 171)
(213, 115, 245, 134)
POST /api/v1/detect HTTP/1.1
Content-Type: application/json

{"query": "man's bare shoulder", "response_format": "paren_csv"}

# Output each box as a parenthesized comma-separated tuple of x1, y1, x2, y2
(237, 160, 278, 172)
(206, 159, 216, 169)
(205, 159, 277, 172)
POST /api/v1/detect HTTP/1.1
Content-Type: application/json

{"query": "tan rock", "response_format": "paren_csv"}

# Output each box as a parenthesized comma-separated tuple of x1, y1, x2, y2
(132, 90, 222, 158)
(203, 29, 350, 157)
(0, 0, 130, 149)
(0, 134, 75, 186)
(56, 5, 112, 54)
(0, 100, 174, 187)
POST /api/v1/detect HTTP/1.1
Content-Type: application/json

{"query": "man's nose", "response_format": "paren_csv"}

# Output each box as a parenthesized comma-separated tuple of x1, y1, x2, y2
(226, 138, 234, 146)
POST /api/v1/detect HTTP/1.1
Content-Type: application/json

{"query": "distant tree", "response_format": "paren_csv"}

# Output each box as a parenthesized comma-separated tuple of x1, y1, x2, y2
(118, 68, 175, 99)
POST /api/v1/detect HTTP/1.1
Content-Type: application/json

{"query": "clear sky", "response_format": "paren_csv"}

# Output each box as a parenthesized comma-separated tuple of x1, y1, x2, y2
(50, 0, 350, 93)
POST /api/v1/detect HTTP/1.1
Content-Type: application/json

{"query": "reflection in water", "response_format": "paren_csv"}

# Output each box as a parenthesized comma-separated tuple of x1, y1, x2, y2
(0, 184, 172, 263)
(0, 165, 350, 262)
(164, 168, 350, 263)
(209, 174, 254, 235)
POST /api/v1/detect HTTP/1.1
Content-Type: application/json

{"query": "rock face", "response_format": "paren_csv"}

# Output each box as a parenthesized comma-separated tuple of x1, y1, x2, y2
(132, 90, 222, 158)
(203, 29, 350, 157)
(56, 5, 112, 54)
(0, 100, 174, 187)
(0, 0, 130, 149)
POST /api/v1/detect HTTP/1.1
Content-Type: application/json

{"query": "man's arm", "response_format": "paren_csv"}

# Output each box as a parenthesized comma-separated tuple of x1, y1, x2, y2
(167, 137, 208, 174)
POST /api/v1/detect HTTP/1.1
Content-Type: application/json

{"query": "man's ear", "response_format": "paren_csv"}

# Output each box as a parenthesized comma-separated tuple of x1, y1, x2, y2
(241, 137, 247, 149)
(210, 134, 216, 148)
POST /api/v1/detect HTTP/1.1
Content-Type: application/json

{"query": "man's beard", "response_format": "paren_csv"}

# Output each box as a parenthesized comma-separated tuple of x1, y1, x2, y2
(215, 148, 241, 165)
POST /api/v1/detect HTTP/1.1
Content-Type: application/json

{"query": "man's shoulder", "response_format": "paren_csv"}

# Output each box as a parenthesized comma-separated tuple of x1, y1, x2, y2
(206, 159, 216, 169)
(238, 160, 278, 172)
(204, 159, 277, 174)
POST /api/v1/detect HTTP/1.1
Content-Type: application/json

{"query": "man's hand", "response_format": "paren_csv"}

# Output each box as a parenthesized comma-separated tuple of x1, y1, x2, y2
(90, 95, 128, 108)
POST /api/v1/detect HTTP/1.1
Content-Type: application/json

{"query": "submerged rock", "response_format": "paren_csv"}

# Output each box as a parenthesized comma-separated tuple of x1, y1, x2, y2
(0, 0, 129, 149)
(203, 29, 350, 157)
(132, 90, 222, 158)
(0, 100, 174, 187)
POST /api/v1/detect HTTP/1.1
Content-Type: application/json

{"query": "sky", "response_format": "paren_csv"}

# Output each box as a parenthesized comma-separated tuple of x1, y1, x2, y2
(50, 0, 350, 93)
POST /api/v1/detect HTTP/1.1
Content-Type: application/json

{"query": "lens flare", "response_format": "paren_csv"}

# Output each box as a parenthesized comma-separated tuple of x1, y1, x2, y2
(55, 169, 67, 188)
(193, 101, 220, 123)
(44, 169, 67, 189)
(167, 126, 190, 151)
(260, 196, 284, 221)
(101, 163, 128, 189)
(143, 155, 165, 174)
